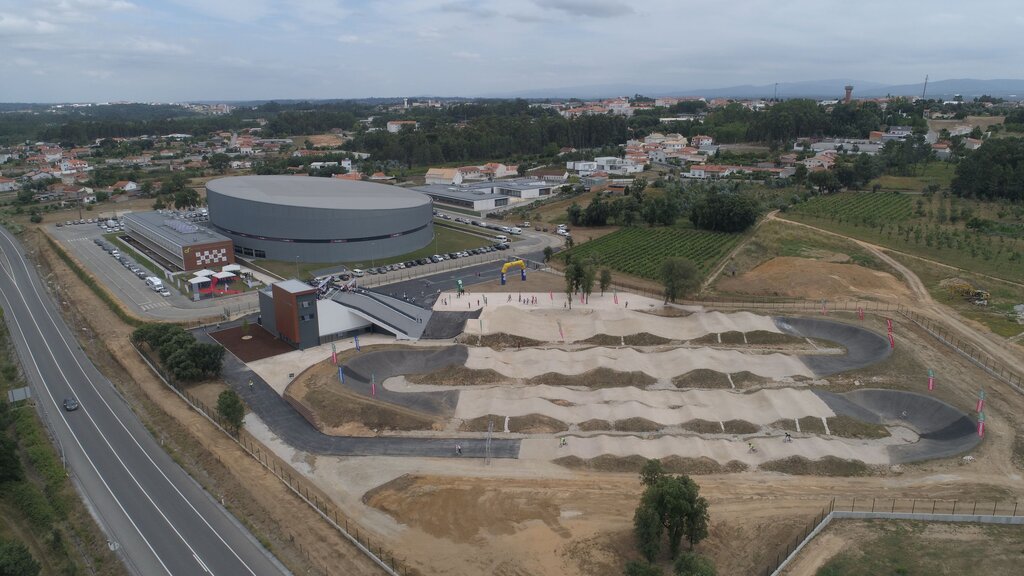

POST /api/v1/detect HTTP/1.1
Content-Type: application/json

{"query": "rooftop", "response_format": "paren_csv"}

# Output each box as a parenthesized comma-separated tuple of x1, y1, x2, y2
(412, 179, 550, 201)
(206, 175, 429, 210)
(123, 211, 230, 248)
(274, 279, 316, 294)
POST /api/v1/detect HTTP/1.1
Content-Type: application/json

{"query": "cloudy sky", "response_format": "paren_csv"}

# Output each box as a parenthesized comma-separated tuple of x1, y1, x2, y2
(1, 0, 1021, 102)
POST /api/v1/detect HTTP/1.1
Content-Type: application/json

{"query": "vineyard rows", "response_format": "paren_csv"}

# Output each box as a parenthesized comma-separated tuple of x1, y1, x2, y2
(564, 227, 741, 280)
(788, 192, 913, 223)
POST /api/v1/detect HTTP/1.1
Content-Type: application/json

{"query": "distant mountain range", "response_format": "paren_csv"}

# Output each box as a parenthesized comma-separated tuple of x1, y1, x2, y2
(482, 78, 1024, 101)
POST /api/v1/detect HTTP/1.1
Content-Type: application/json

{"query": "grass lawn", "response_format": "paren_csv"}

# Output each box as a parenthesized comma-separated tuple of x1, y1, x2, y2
(811, 520, 1024, 576)
(869, 162, 956, 192)
(252, 225, 491, 279)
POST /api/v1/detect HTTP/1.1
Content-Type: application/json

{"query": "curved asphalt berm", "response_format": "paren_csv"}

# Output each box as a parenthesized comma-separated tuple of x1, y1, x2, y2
(0, 226, 289, 576)
(775, 316, 893, 376)
(814, 389, 980, 463)
(206, 331, 520, 459)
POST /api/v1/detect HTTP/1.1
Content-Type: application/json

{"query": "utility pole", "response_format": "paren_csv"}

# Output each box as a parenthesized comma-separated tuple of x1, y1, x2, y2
(921, 75, 929, 100)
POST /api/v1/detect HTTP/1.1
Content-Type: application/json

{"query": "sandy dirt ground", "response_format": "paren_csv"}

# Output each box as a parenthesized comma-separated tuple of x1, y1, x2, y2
(716, 256, 913, 301)
(455, 386, 831, 426)
(453, 300, 780, 342)
(463, 345, 813, 379)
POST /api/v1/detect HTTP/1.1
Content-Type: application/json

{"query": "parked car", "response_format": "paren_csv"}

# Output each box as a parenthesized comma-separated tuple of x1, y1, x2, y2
(352, 269, 365, 277)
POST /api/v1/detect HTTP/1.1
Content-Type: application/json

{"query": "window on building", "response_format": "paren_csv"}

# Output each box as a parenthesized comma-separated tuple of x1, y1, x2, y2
(243, 248, 254, 257)
(254, 250, 266, 258)
(301, 301, 311, 308)
(234, 245, 243, 254)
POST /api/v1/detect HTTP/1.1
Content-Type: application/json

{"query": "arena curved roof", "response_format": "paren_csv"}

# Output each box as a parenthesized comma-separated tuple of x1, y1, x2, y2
(206, 175, 429, 210)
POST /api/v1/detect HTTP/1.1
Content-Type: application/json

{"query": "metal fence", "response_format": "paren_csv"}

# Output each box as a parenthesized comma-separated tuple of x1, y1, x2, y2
(133, 344, 413, 576)
(764, 497, 1024, 576)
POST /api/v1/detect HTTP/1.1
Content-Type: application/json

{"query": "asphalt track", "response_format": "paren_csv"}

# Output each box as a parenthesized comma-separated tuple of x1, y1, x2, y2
(0, 227, 289, 576)
(775, 316, 894, 376)
(206, 331, 520, 459)
(814, 389, 981, 463)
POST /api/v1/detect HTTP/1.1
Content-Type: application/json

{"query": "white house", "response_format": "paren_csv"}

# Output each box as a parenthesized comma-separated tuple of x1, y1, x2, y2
(566, 157, 643, 176)
(424, 167, 464, 185)
(0, 177, 16, 192)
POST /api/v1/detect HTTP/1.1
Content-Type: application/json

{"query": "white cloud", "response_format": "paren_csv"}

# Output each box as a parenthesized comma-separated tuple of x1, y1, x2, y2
(0, 13, 63, 34)
(452, 50, 481, 61)
(337, 34, 363, 43)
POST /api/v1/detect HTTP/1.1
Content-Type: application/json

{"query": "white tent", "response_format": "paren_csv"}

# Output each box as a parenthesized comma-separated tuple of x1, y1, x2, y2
(188, 276, 211, 285)
(193, 269, 216, 277)
(212, 271, 236, 281)
(222, 264, 242, 273)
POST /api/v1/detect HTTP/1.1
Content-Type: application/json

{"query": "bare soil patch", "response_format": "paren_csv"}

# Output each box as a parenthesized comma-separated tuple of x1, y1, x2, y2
(210, 324, 294, 362)
(716, 256, 911, 301)
(460, 413, 569, 434)
(679, 419, 760, 435)
(760, 456, 872, 477)
(532, 367, 656, 388)
(405, 364, 509, 386)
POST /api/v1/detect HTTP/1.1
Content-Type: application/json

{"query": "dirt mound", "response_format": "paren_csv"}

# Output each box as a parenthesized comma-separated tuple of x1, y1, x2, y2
(679, 419, 759, 435)
(553, 455, 748, 475)
(730, 371, 773, 388)
(406, 365, 510, 386)
(772, 416, 828, 435)
(660, 456, 749, 475)
(826, 415, 890, 439)
(460, 414, 569, 434)
(300, 386, 438, 434)
(578, 419, 612, 432)
(760, 455, 872, 477)
(638, 306, 692, 318)
(612, 417, 661, 432)
(531, 367, 656, 388)
(578, 332, 675, 346)
(672, 369, 731, 388)
(716, 256, 911, 300)
(467, 333, 544, 348)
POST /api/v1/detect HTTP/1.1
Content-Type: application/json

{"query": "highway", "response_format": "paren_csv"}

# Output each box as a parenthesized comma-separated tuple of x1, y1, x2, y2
(0, 226, 289, 576)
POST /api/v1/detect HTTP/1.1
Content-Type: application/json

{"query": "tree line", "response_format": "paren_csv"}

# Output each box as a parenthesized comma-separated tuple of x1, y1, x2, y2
(130, 323, 224, 382)
(566, 180, 760, 233)
(951, 137, 1024, 201)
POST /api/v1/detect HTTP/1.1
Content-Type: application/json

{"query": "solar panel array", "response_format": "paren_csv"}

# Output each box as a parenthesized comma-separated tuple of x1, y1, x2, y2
(163, 219, 198, 234)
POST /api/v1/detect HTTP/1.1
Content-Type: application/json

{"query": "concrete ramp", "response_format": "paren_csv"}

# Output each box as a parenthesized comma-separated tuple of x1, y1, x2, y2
(776, 316, 892, 377)
(814, 389, 980, 463)
(331, 289, 432, 340)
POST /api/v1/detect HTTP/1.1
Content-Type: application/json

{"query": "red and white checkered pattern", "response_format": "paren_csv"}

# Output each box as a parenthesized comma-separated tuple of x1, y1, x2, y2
(195, 247, 228, 265)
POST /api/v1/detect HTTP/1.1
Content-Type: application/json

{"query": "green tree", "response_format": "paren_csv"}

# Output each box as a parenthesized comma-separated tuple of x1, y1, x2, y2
(208, 153, 230, 173)
(633, 504, 663, 562)
(635, 474, 711, 560)
(564, 261, 578, 309)
(674, 552, 716, 576)
(599, 268, 612, 295)
(0, 539, 41, 576)
(543, 246, 554, 262)
(625, 559, 663, 576)
(689, 192, 760, 232)
(216, 390, 245, 433)
(173, 187, 200, 209)
(640, 458, 664, 488)
(581, 262, 596, 303)
(0, 436, 24, 482)
(95, 191, 110, 202)
(659, 258, 701, 304)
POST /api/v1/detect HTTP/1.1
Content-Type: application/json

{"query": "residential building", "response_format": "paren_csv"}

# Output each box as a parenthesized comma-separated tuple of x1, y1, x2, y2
(424, 167, 464, 185)
(566, 156, 643, 176)
(413, 179, 553, 211)
(690, 134, 714, 147)
(0, 177, 16, 193)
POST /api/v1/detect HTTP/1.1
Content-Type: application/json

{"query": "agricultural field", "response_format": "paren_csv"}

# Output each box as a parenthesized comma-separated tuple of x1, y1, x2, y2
(561, 226, 741, 279)
(783, 192, 1024, 284)
(786, 192, 914, 225)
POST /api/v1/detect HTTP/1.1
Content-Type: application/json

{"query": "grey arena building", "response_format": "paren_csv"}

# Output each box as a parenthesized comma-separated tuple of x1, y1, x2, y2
(206, 175, 433, 262)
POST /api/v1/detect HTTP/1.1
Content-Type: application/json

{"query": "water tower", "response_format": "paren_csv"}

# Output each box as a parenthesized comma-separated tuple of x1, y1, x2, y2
(844, 85, 854, 104)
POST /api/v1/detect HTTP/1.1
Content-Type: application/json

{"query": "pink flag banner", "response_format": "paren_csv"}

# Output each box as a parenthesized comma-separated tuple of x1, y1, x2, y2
(928, 369, 934, 391)
(886, 318, 893, 333)
(888, 333, 895, 349)
(858, 308, 864, 321)
(614, 293, 619, 305)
